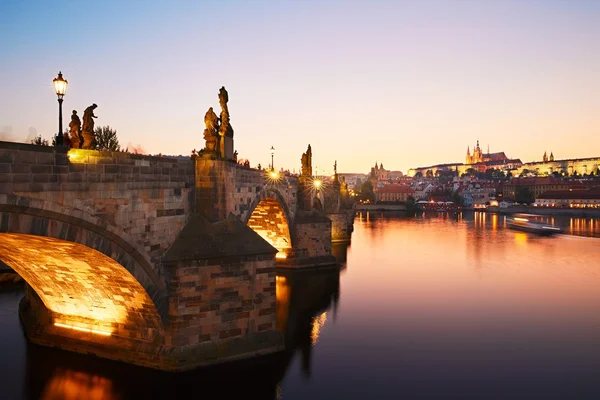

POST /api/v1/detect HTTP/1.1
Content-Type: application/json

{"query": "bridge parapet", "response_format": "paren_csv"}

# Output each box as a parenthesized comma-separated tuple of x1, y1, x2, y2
(0, 141, 195, 266)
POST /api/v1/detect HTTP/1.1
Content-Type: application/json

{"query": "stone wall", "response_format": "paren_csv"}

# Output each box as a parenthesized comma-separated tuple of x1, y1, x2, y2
(327, 210, 356, 243)
(163, 254, 283, 368)
(280, 211, 336, 268)
(195, 158, 297, 224)
(0, 142, 195, 267)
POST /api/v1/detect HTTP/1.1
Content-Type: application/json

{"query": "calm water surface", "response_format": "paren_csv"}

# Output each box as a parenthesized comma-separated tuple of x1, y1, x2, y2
(1, 212, 600, 399)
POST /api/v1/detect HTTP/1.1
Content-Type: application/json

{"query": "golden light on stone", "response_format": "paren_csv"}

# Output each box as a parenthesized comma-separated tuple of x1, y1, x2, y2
(247, 198, 292, 258)
(54, 322, 112, 336)
(67, 148, 88, 163)
(0, 233, 161, 336)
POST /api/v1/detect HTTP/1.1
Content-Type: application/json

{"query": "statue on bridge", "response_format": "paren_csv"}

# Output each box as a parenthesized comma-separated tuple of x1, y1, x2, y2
(202, 107, 219, 156)
(301, 144, 313, 176)
(218, 86, 234, 159)
(201, 87, 235, 160)
(68, 110, 83, 149)
(81, 103, 98, 149)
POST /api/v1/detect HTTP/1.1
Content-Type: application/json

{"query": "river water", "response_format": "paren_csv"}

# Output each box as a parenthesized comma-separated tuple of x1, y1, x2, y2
(1, 211, 600, 399)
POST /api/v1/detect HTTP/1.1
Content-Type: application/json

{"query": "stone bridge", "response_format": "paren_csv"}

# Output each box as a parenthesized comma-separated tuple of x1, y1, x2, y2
(0, 140, 353, 371)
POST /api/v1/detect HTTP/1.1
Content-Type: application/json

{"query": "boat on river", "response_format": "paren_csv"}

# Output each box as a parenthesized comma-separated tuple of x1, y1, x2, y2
(507, 213, 561, 236)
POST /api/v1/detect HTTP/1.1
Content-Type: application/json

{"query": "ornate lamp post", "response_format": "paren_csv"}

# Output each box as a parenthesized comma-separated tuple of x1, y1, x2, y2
(52, 71, 68, 146)
(270, 146, 275, 171)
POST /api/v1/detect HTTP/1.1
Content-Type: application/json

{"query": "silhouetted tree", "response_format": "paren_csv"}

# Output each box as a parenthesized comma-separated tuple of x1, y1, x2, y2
(93, 125, 121, 152)
(515, 187, 535, 204)
(357, 180, 375, 202)
(31, 135, 49, 146)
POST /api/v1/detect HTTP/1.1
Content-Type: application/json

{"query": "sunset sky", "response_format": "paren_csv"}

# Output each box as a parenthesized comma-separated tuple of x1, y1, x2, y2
(1, 0, 598, 175)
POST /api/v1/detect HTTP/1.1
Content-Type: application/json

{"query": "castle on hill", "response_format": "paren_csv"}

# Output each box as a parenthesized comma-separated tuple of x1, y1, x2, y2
(407, 139, 599, 178)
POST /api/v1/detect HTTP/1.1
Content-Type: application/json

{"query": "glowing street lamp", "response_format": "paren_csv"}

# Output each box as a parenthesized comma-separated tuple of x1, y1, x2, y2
(270, 146, 275, 171)
(313, 179, 322, 189)
(52, 71, 68, 146)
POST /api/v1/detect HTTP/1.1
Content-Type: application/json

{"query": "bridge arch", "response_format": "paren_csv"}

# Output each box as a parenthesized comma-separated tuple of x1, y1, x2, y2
(0, 194, 168, 322)
(0, 233, 164, 340)
(244, 187, 294, 259)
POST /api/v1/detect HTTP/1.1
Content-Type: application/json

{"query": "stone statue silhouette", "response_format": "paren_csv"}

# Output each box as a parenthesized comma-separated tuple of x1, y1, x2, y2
(301, 144, 313, 176)
(204, 107, 219, 136)
(202, 106, 219, 155)
(81, 103, 98, 149)
(68, 110, 82, 149)
(218, 86, 233, 138)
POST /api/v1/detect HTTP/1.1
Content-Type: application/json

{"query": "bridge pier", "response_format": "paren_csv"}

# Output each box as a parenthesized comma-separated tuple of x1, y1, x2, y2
(194, 158, 338, 268)
(327, 210, 356, 244)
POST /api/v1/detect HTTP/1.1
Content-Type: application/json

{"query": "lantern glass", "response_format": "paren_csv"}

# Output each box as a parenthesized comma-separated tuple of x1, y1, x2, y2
(53, 72, 68, 97)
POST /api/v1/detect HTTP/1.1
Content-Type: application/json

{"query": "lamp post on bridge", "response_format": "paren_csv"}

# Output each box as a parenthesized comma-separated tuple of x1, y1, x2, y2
(270, 146, 275, 171)
(52, 71, 68, 147)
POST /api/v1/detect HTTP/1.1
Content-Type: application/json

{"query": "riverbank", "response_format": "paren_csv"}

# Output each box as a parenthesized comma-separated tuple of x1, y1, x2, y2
(483, 206, 600, 217)
(355, 204, 407, 211)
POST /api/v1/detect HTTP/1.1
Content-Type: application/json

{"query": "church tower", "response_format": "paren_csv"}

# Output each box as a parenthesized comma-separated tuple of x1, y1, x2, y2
(472, 140, 483, 163)
(549, 152, 554, 162)
(466, 146, 471, 164)
(543, 151, 548, 162)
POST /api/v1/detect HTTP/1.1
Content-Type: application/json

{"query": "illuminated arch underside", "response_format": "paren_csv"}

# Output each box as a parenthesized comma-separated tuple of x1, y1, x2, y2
(247, 198, 292, 258)
(0, 233, 162, 335)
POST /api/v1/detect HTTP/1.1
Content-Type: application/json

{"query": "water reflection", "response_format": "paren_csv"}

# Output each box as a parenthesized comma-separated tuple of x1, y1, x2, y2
(38, 368, 118, 400)
(275, 267, 341, 379)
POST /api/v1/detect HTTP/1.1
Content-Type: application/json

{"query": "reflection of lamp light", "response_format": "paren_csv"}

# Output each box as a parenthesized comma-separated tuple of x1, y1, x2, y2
(52, 71, 68, 146)
(270, 146, 275, 171)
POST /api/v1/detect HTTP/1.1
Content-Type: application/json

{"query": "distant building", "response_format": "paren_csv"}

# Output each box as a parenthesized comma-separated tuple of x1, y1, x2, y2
(514, 152, 600, 177)
(407, 140, 522, 177)
(502, 177, 584, 200)
(375, 184, 414, 203)
(534, 188, 600, 209)
(369, 162, 403, 183)
(337, 173, 366, 190)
